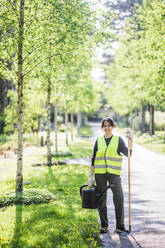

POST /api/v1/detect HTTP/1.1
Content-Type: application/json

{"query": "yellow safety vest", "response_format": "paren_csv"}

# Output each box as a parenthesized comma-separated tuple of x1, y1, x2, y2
(94, 136, 123, 175)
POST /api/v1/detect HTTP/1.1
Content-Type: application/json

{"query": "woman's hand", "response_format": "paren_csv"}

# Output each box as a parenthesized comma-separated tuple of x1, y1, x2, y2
(126, 129, 133, 149)
(87, 166, 95, 187)
(128, 138, 133, 150)
(87, 176, 95, 188)
(90, 166, 94, 176)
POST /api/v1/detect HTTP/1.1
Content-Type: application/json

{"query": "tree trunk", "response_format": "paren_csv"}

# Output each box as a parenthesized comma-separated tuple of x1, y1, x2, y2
(54, 105, 58, 153)
(77, 111, 82, 134)
(148, 104, 155, 136)
(141, 105, 146, 133)
(71, 113, 74, 141)
(16, 0, 25, 192)
(65, 109, 69, 146)
(0, 79, 10, 134)
(46, 75, 52, 165)
(37, 116, 41, 135)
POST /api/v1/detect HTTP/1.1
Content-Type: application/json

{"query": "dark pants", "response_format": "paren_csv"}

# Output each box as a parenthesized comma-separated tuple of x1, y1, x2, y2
(95, 173, 124, 229)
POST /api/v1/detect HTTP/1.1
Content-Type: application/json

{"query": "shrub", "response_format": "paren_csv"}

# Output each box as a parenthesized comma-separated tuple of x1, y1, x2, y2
(0, 188, 55, 208)
(146, 111, 165, 131)
(52, 151, 73, 157)
(0, 134, 8, 145)
(59, 124, 65, 132)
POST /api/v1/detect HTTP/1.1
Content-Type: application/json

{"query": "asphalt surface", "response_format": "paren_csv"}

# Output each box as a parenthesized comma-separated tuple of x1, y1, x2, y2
(90, 122, 165, 248)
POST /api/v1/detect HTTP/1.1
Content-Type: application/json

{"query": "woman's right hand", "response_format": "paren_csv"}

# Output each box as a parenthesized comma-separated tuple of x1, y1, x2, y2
(126, 129, 133, 149)
(90, 166, 94, 176)
(87, 175, 95, 188)
(87, 167, 95, 187)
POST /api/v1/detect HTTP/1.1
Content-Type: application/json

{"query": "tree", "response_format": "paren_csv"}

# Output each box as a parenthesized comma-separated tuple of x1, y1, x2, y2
(0, 0, 53, 191)
(16, 0, 25, 192)
(105, 0, 165, 134)
(0, 0, 114, 190)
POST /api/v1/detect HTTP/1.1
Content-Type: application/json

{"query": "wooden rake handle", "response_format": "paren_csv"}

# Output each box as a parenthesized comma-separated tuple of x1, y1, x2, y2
(128, 140, 131, 232)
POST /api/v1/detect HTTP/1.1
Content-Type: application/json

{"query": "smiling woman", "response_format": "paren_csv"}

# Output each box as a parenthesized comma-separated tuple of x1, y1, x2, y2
(101, 117, 115, 138)
(87, 117, 133, 234)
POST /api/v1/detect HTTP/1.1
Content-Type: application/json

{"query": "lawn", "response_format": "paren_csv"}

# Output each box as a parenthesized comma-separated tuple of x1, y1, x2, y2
(0, 126, 101, 248)
(133, 131, 165, 154)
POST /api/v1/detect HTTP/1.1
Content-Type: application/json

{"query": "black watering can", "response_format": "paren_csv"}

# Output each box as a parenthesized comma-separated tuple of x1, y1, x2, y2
(80, 182, 114, 209)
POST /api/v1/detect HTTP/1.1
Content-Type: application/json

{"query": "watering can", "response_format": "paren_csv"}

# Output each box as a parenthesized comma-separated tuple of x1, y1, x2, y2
(80, 183, 114, 209)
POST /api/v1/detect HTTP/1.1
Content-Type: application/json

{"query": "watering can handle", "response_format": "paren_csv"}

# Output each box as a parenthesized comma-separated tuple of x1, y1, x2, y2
(97, 183, 112, 200)
(80, 183, 112, 198)
(80, 184, 88, 197)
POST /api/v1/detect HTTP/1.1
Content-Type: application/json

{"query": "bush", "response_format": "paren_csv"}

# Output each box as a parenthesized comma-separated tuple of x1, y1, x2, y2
(0, 134, 8, 145)
(155, 111, 165, 131)
(52, 151, 73, 157)
(59, 124, 65, 132)
(0, 188, 56, 207)
(146, 111, 165, 131)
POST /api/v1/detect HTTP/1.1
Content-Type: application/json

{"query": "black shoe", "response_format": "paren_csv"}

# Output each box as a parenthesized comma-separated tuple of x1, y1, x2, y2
(100, 227, 108, 234)
(115, 227, 129, 235)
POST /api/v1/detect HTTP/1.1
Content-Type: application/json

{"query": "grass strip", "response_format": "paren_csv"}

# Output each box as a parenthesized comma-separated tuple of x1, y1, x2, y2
(133, 131, 165, 154)
(118, 128, 165, 154)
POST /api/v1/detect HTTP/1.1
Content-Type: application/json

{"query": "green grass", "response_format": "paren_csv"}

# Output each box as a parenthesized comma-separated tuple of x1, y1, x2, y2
(0, 125, 101, 248)
(133, 131, 165, 154)
(78, 125, 93, 138)
(118, 128, 165, 154)
(68, 139, 92, 158)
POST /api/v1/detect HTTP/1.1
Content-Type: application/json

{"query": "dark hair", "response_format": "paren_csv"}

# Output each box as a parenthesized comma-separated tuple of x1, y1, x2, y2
(101, 117, 115, 128)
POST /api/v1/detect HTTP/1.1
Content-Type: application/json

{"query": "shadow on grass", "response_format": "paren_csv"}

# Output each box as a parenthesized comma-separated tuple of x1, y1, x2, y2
(11, 194, 23, 248)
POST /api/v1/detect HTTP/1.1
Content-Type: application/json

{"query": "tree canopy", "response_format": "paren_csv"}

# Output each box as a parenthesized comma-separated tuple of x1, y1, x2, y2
(105, 0, 165, 115)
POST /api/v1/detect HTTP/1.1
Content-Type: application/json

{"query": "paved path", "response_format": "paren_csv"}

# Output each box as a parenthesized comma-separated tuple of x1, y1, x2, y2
(89, 122, 165, 248)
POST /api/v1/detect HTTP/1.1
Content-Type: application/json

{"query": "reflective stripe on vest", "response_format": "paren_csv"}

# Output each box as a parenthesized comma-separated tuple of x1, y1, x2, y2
(94, 136, 123, 175)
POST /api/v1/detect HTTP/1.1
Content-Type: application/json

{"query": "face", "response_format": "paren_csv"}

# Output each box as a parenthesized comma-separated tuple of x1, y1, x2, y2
(102, 121, 113, 136)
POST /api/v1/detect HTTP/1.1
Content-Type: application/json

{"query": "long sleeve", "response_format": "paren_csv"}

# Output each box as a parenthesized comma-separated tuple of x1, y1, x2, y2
(117, 136, 132, 156)
(91, 140, 98, 166)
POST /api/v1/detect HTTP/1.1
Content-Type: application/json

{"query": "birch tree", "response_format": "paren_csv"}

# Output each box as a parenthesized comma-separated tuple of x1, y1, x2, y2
(16, 0, 25, 192)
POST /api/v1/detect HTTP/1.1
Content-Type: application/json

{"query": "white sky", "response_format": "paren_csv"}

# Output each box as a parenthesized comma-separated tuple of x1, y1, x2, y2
(90, 0, 122, 82)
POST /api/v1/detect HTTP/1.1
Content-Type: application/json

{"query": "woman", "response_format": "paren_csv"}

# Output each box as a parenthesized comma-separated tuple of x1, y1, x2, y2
(87, 117, 133, 234)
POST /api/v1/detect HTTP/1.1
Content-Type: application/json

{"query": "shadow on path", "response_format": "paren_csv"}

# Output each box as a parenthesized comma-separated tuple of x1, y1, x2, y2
(101, 231, 143, 248)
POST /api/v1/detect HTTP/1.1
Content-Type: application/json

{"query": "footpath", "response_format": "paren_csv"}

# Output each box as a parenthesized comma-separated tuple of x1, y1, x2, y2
(90, 122, 165, 248)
